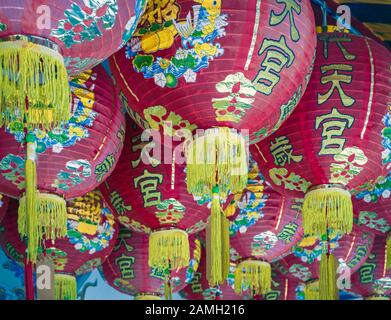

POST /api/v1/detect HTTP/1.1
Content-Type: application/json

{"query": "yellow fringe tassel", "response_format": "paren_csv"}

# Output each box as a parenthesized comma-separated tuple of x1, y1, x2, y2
(18, 193, 67, 263)
(366, 295, 390, 300)
(303, 187, 353, 237)
(164, 278, 173, 300)
(206, 189, 230, 287)
(135, 294, 161, 300)
(0, 39, 71, 128)
(185, 127, 248, 198)
(304, 281, 320, 300)
(319, 254, 339, 300)
(386, 235, 391, 270)
(148, 229, 190, 271)
(234, 260, 271, 296)
(55, 274, 77, 300)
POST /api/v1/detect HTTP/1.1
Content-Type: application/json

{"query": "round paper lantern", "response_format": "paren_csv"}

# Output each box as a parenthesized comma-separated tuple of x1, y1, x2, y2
(0, 0, 147, 127)
(0, 190, 119, 300)
(227, 158, 303, 297)
(100, 228, 201, 300)
(251, 33, 391, 240)
(100, 117, 210, 275)
(274, 226, 374, 300)
(352, 236, 391, 300)
(0, 64, 125, 262)
(111, 0, 316, 284)
(179, 239, 299, 300)
(0, 193, 9, 224)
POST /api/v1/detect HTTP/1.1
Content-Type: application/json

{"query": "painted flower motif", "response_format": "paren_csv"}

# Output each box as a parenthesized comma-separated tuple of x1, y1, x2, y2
(353, 173, 391, 203)
(330, 147, 368, 185)
(143, 105, 197, 139)
(358, 211, 390, 234)
(51, 0, 119, 48)
(155, 198, 185, 224)
(269, 168, 311, 193)
(127, 2, 228, 87)
(289, 264, 312, 282)
(212, 72, 256, 123)
(251, 231, 278, 257)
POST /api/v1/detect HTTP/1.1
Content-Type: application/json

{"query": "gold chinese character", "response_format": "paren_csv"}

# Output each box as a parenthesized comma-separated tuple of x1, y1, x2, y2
(318, 33, 356, 61)
(139, 0, 180, 27)
(270, 0, 302, 42)
(114, 228, 134, 252)
(115, 254, 135, 280)
(253, 36, 294, 95)
(134, 169, 163, 207)
(270, 136, 302, 166)
(318, 64, 355, 107)
(131, 134, 160, 168)
(315, 107, 354, 155)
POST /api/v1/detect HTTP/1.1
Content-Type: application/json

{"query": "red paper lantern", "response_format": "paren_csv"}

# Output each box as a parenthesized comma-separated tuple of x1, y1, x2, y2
(274, 226, 374, 299)
(251, 33, 391, 239)
(227, 158, 303, 297)
(111, 0, 316, 285)
(100, 117, 210, 274)
(0, 193, 9, 223)
(112, 0, 316, 142)
(0, 1, 146, 127)
(351, 236, 391, 300)
(0, 64, 125, 262)
(100, 228, 201, 300)
(0, 190, 119, 300)
(179, 239, 299, 300)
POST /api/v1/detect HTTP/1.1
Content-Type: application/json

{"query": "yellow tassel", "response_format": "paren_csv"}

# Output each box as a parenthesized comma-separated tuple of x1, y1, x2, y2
(135, 294, 161, 300)
(366, 295, 390, 300)
(55, 274, 77, 300)
(319, 254, 339, 300)
(304, 280, 319, 300)
(18, 193, 67, 263)
(148, 228, 190, 271)
(164, 278, 173, 300)
(234, 260, 271, 296)
(0, 39, 71, 128)
(206, 188, 230, 287)
(221, 214, 230, 281)
(185, 127, 248, 198)
(303, 186, 353, 237)
(386, 235, 391, 270)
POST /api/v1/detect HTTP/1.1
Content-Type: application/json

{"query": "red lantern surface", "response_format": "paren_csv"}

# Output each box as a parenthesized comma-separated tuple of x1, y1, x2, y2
(0, 0, 147, 75)
(179, 239, 300, 300)
(100, 228, 201, 300)
(274, 226, 374, 285)
(100, 117, 211, 271)
(0, 191, 119, 276)
(0, 194, 9, 224)
(110, 0, 316, 144)
(354, 197, 391, 236)
(0, 190, 118, 299)
(251, 33, 391, 237)
(0, 64, 125, 200)
(228, 157, 303, 262)
(351, 236, 391, 299)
